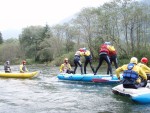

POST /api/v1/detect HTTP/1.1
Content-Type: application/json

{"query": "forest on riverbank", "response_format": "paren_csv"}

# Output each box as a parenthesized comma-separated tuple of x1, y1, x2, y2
(0, 0, 150, 66)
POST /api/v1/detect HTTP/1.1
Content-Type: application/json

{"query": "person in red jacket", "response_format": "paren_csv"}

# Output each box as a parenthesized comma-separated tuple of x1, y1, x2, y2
(107, 45, 118, 75)
(94, 42, 113, 76)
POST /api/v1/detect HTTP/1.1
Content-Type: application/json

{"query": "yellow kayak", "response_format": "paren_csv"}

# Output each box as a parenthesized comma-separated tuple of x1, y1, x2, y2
(0, 71, 39, 78)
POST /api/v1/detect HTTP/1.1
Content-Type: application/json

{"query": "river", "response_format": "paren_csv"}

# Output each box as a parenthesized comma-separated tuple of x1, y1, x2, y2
(0, 65, 150, 113)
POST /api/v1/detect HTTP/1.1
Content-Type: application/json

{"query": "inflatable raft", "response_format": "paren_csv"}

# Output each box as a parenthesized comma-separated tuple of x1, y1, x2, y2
(112, 84, 150, 104)
(57, 73, 121, 83)
(0, 71, 39, 78)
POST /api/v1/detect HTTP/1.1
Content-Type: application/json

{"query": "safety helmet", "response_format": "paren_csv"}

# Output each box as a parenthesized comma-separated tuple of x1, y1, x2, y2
(82, 48, 87, 51)
(141, 57, 148, 64)
(64, 58, 68, 63)
(79, 48, 84, 52)
(104, 42, 111, 45)
(130, 57, 138, 64)
(6, 61, 10, 64)
(64, 58, 68, 61)
(22, 60, 26, 64)
(75, 51, 80, 55)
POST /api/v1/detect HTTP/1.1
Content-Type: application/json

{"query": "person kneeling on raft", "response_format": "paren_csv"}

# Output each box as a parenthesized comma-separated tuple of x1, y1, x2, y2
(137, 57, 150, 80)
(60, 58, 74, 74)
(116, 57, 147, 89)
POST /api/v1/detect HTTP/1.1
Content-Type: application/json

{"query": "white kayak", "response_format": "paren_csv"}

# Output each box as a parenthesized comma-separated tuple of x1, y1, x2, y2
(112, 83, 150, 104)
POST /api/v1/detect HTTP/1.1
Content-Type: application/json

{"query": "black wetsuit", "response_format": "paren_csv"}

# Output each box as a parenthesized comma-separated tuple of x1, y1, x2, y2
(4, 63, 11, 73)
(74, 55, 83, 74)
(84, 55, 95, 74)
(94, 53, 113, 76)
(107, 54, 118, 74)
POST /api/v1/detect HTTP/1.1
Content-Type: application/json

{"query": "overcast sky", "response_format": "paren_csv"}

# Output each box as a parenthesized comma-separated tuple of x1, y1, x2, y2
(0, 0, 112, 31)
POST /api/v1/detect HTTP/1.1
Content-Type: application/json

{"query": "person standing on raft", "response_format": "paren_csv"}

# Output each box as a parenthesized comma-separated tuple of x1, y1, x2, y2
(73, 48, 84, 74)
(82, 48, 95, 74)
(94, 42, 113, 76)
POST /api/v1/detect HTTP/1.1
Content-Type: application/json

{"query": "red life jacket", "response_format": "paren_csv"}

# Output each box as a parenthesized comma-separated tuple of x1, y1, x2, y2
(109, 50, 117, 56)
(99, 44, 109, 54)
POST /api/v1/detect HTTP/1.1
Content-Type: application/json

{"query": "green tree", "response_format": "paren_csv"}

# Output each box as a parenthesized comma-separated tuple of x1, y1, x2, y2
(0, 32, 3, 44)
(19, 26, 50, 61)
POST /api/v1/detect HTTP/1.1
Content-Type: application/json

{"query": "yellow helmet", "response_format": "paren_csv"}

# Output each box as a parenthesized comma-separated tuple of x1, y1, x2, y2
(130, 57, 138, 64)
(64, 58, 68, 61)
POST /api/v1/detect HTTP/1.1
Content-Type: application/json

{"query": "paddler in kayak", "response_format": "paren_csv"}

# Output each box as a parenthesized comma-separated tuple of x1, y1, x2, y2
(20, 60, 29, 73)
(73, 48, 84, 74)
(4, 60, 11, 73)
(137, 57, 150, 80)
(94, 42, 113, 76)
(116, 57, 147, 89)
(60, 58, 74, 74)
(82, 48, 95, 74)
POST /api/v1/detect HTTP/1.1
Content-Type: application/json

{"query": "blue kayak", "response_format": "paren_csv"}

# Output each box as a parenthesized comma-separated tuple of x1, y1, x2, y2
(112, 84, 150, 104)
(57, 73, 122, 83)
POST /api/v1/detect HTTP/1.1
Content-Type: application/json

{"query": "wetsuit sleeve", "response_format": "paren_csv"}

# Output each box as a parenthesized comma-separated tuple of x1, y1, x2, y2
(20, 65, 24, 73)
(139, 67, 147, 80)
(60, 64, 64, 72)
(115, 65, 127, 79)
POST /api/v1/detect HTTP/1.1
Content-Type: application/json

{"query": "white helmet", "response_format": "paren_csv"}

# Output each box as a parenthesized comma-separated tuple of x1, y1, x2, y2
(104, 42, 111, 45)
(130, 57, 138, 64)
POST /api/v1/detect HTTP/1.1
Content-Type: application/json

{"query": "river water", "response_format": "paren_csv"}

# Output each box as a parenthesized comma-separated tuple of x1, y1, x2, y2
(0, 65, 150, 113)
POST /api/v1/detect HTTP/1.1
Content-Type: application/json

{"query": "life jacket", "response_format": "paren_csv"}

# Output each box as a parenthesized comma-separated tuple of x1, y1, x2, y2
(109, 50, 117, 56)
(63, 63, 70, 70)
(99, 44, 109, 55)
(22, 65, 27, 71)
(4, 64, 11, 72)
(123, 63, 139, 84)
(84, 50, 92, 60)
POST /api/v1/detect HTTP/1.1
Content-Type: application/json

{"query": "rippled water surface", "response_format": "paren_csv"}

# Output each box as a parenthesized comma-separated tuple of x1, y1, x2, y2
(0, 65, 150, 113)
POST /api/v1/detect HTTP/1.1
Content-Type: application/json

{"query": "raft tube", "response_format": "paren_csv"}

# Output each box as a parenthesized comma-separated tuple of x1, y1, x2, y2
(57, 73, 121, 83)
(112, 84, 150, 104)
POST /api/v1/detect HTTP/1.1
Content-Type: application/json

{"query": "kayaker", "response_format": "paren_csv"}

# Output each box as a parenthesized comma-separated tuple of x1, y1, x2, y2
(74, 48, 84, 74)
(94, 42, 113, 76)
(4, 60, 11, 73)
(82, 48, 95, 74)
(137, 57, 150, 80)
(60, 58, 74, 74)
(116, 57, 147, 89)
(107, 44, 118, 74)
(20, 60, 28, 73)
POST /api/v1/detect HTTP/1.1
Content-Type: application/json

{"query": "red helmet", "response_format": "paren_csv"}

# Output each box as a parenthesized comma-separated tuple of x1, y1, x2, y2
(79, 48, 84, 52)
(141, 57, 148, 63)
(22, 60, 26, 64)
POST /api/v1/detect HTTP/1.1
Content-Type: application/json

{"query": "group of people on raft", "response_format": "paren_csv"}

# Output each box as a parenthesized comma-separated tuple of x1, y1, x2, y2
(60, 41, 150, 89)
(60, 41, 118, 75)
(4, 60, 28, 73)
